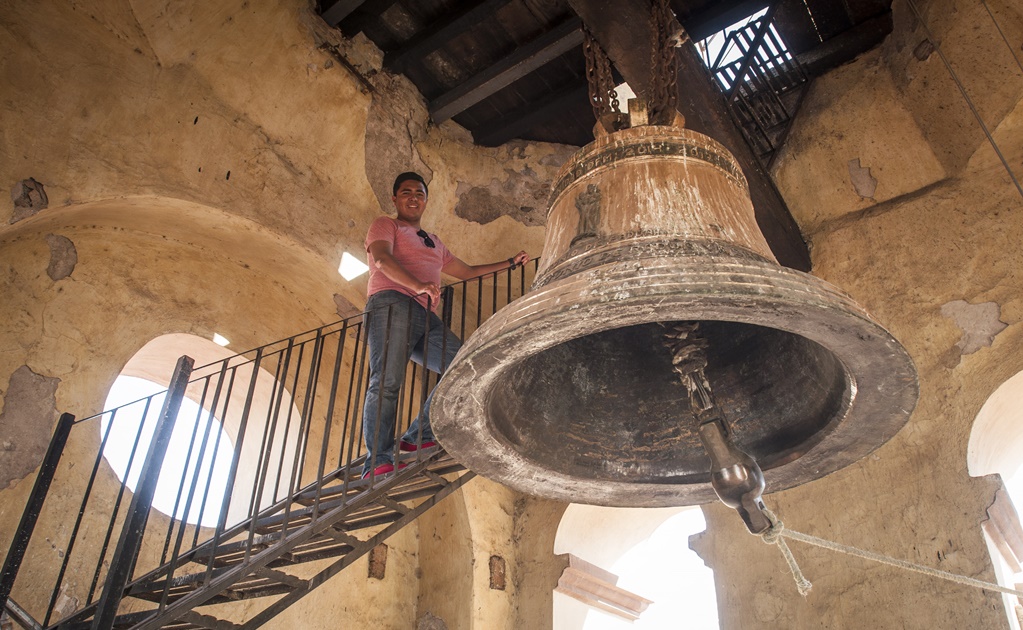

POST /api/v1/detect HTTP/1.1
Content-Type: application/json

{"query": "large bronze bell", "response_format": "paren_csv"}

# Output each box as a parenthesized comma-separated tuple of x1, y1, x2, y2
(432, 121, 918, 511)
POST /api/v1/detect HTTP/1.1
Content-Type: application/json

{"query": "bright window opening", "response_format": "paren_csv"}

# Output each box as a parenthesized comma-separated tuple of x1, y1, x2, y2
(99, 333, 303, 530)
(968, 369, 1023, 629)
(102, 376, 233, 528)
(339, 251, 369, 280)
(554, 505, 718, 629)
(695, 8, 794, 91)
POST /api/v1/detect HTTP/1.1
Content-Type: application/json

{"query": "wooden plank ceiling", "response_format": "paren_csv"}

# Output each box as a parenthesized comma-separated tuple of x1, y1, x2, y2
(321, 0, 892, 148)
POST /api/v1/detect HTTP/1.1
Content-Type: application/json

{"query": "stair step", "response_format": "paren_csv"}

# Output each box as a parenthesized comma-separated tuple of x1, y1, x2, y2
(295, 451, 461, 504)
(67, 452, 472, 630)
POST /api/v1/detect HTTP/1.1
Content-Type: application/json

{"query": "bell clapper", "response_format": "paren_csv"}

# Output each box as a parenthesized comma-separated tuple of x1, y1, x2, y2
(663, 322, 773, 534)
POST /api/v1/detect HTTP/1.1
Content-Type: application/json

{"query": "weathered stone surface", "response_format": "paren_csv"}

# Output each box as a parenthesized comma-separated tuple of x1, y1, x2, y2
(3, 0, 1019, 629)
(10, 178, 48, 223)
(364, 74, 433, 215)
(772, 49, 946, 233)
(454, 167, 550, 227)
(415, 612, 448, 630)
(45, 233, 77, 280)
(941, 300, 1007, 355)
(0, 365, 60, 488)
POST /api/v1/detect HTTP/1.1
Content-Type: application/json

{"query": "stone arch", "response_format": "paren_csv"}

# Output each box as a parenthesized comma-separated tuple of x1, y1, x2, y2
(553, 504, 717, 629)
(0, 195, 357, 615)
(105, 332, 304, 526)
(968, 370, 1023, 479)
(968, 370, 1023, 630)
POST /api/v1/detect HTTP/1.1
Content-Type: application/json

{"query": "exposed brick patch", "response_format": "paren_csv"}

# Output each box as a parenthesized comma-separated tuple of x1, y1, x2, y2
(334, 293, 362, 320)
(489, 555, 506, 590)
(368, 543, 387, 580)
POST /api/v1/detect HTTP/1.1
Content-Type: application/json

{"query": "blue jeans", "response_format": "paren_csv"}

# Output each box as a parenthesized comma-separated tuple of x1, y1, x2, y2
(361, 290, 461, 472)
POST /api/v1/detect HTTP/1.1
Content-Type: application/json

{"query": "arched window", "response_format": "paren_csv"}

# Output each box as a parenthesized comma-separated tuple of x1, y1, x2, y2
(968, 370, 1023, 630)
(554, 505, 718, 629)
(102, 375, 232, 527)
(100, 333, 302, 528)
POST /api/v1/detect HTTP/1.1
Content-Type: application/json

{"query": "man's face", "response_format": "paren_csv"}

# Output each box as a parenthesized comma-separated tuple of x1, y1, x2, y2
(392, 180, 428, 223)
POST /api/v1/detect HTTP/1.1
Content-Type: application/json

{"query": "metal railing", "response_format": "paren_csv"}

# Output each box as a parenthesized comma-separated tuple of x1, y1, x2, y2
(0, 260, 537, 629)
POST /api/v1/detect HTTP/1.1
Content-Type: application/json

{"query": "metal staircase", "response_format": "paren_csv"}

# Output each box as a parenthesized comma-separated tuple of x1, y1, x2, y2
(701, 5, 809, 168)
(1, 263, 535, 630)
(60, 450, 473, 630)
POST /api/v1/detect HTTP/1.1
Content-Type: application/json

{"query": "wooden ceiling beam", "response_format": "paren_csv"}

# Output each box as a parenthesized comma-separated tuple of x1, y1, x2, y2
(565, 0, 810, 270)
(565, 0, 659, 101)
(385, 0, 517, 73)
(429, 17, 583, 124)
(334, 0, 399, 34)
(474, 81, 589, 147)
(676, 0, 770, 42)
(321, 0, 368, 28)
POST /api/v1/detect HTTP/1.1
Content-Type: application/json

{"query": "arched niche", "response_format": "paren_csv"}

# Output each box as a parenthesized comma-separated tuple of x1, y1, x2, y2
(553, 504, 717, 629)
(968, 369, 1023, 479)
(968, 369, 1023, 630)
(105, 332, 304, 526)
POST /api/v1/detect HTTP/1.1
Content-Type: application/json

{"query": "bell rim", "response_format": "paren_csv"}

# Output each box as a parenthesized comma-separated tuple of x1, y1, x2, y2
(433, 251, 919, 507)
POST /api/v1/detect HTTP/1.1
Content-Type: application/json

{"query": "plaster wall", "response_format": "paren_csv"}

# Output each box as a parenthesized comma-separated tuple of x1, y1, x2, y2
(7, 0, 1021, 629)
(691, 3, 1023, 627)
(0, 0, 556, 628)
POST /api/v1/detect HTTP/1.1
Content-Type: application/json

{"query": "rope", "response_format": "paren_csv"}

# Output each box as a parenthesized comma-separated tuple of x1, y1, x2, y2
(759, 508, 1023, 599)
(760, 510, 813, 596)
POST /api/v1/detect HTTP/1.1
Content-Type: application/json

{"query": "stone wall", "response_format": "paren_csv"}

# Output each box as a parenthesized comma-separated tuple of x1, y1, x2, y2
(4, 0, 1022, 628)
(0, 0, 557, 627)
(693, 0, 1023, 627)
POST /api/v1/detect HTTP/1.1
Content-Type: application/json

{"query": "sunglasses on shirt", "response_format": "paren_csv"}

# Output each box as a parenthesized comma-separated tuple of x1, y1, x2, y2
(417, 229, 436, 248)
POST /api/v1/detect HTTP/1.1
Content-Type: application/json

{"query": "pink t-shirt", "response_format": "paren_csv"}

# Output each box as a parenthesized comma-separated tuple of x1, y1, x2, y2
(365, 216, 455, 311)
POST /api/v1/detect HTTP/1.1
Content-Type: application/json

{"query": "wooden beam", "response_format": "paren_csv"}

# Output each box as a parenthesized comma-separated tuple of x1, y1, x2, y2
(335, 0, 399, 35)
(565, 0, 659, 101)
(429, 17, 583, 124)
(384, 0, 516, 73)
(321, 0, 368, 28)
(566, 0, 810, 270)
(675, 38, 810, 270)
(474, 81, 589, 146)
(795, 11, 892, 78)
(676, 0, 769, 42)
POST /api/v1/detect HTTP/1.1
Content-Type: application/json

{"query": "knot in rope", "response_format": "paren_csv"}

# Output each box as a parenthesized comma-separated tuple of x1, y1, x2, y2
(761, 517, 785, 545)
(760, 508, 812, 597)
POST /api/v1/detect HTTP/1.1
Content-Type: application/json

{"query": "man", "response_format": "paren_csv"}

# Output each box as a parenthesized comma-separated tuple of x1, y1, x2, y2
(361, 172, 529, 478)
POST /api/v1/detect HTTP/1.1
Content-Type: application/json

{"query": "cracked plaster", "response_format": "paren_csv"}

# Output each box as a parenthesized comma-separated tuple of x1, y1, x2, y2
(0, 365, 60, 489)
(940, 300, 1008, 355)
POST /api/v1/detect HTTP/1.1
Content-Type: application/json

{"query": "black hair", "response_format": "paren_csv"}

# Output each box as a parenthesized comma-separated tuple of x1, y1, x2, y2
(392, 172, 428, 196)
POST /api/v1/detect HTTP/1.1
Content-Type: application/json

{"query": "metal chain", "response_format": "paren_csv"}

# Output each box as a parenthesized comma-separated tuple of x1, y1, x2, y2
(582, 25, 622, 124)
(649, 0, 679, 122)
(662, 322, 719, 422)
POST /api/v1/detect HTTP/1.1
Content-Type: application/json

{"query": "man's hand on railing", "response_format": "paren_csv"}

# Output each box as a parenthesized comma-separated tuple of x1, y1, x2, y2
(415, 280, 442, 304)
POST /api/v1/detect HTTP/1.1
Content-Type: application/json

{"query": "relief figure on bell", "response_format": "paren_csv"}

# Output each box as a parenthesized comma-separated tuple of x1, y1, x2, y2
(572, 183, 601, 246)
